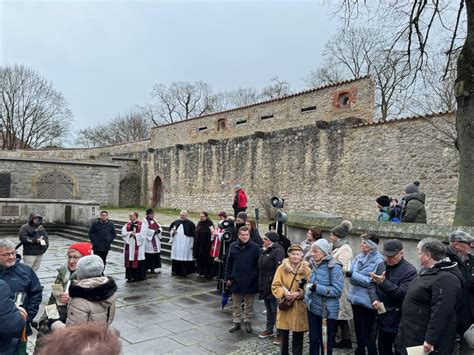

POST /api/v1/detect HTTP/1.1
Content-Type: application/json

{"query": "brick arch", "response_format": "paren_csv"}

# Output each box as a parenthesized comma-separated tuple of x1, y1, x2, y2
(34, 170, 78, 200)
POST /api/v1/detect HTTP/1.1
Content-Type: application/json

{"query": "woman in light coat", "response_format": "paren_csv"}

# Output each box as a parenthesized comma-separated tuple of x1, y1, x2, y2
(330, 220, 353, 349)
(272, 245, 311, 355)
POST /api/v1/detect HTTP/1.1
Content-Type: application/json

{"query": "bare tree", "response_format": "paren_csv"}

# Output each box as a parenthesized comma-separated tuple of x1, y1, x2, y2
(260, 77, 291, 100)
(0, 64, 72, 149)
(213, 87, 260, 111)
(336, 0, 472, 226)
(75, 109, 151, 147)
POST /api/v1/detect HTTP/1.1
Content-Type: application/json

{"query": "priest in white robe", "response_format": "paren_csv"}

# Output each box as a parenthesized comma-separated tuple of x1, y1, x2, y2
(121, 211, 146, 282)
(169, 210, 196, 276)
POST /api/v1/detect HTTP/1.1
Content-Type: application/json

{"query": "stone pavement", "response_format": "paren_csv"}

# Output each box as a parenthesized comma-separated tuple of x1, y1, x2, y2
(2, 234, 353, 354)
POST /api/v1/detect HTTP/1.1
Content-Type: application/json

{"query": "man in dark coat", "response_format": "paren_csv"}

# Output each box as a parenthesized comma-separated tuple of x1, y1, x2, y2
(193, 212, 214, 278)
(88, 210, 116, 267)
(225, 226, 261, 333)
(0, 239, 42, 352)
(0, 280, 26, 355)
(19, 212, 49, 272)
(257, 232, 285, 339)
(446, 230, 474, 354)
(401, 182, 427, 223)
(368, 239, 417, 355)
(397, 238, 462, 355)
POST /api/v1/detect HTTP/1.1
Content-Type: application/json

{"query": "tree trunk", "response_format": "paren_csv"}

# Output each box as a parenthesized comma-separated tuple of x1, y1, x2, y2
(454, 1, 474, 226)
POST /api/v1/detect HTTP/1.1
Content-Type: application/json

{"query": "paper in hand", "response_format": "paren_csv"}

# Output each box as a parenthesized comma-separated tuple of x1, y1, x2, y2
(51, 284, 65, 305)
(45, 304, 60, 319)
(40, 239, 46, 246)
(406, 345, 427, 355)
(377, 302, 386, 314)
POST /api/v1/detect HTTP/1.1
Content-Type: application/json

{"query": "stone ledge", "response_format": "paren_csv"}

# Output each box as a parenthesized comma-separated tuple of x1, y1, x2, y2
(0, 157, 120, 168)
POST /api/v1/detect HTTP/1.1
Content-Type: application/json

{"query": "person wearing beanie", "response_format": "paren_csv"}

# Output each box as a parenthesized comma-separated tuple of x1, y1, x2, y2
(50, 255, 118, 330)
(304, 238, 344, 355)
(330, 220, 354, 349)
(376, 196, 391, 222)
(446, 230, 474, 354)
(232, 184, 248, 217)
(271, 244, 311, 354)
(401, 181, 427, 224)
(35, 242, 93, 351)
(257, 232, 285, 341)
(347, 234, 384, 355)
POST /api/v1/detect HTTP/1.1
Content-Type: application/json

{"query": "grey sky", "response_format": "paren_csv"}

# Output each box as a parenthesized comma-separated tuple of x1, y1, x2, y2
(1, 0, 342, 140)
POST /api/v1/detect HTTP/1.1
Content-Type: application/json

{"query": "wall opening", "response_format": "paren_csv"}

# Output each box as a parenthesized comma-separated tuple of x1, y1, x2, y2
(152, 176, 164, 208)
(217, 119, 226, 132)
(37, 172, 74, 199)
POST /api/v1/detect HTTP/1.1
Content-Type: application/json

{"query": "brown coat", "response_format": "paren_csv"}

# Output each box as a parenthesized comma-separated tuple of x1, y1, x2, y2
(332, 243, 353, 320)
(272, 258, 311, 332)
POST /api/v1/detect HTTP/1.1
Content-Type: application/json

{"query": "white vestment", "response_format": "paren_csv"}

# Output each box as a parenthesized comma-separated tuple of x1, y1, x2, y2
(142, 218, 162, 254)
(170, 224, 194, 261)
(121, 224, 146, 261)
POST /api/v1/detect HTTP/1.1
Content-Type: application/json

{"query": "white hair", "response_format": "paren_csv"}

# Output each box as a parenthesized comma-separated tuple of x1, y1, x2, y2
(0, 239, 16, 250)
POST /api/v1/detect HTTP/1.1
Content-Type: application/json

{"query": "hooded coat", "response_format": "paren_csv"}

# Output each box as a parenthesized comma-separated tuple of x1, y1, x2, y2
(0, 280, 26, 354)
(402, 193, 427, 223)
(272, 259, 311, 332)
(396, 260, 462, 355)
(258, 242, 285, 300)
(18, 213, 49, 256)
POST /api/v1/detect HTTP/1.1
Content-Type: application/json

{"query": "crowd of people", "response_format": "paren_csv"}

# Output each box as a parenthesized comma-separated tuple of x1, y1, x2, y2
(1, 182, 473, 355)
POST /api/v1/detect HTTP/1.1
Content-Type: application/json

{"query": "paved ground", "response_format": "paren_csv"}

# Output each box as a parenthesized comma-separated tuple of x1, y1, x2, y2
(2, 234, 354, 354)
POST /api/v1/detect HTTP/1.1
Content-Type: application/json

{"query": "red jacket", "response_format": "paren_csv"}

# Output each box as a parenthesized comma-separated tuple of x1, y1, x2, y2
(233, 189, 248, 209)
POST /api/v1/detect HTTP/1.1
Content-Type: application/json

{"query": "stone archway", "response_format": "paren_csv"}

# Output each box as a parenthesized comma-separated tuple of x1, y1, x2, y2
(152, 175, 164, 208)
(37, 171, 75, 199)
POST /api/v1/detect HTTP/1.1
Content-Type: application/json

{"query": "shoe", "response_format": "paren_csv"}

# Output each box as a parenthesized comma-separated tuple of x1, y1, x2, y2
(228, 323, 241, 333)
(244, 322, 252, 333)
(197, 274, 205, 278)
(334, 339, 352, 349)
(262, 309, 267, 315)
(273, 336, 282, 345)
(258, 330, 273, 339)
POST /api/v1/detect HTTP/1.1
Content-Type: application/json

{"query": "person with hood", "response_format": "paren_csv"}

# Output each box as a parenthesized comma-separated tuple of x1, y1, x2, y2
(269, 221, 291, 253)
(368, 239, 417, 355)
(376, 196, 391, 222)
(272, 245, 311, 355)
(246, 219, 263, 248)
(225, 226, 261, 334)
(347, 234, 384, 355)
(401, 181, 427, 223)
(329, 220, 353, 349)
(18, 212, 49, 272)
(121, 212, 146, 282)
(257, 232, 286, 342)
(50, 255, 118, 328)
(300, 227, 323, 265)
(142, 208, 163, 274)
(88, 210, 116, 267)
(305, 239, 344, 355)
(169, 210, 196, 277)
(397, 237, 462, 355)
(232, 183, 248, 217)
(36, 242, 92, 347)
(194, 211, 214, 278)
(446, 230, 474, 354)
(0, 280, 27, 355)
(0, 239, 42, 352)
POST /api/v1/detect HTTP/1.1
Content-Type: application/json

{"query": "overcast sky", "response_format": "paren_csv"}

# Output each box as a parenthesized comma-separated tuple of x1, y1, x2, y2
(1, 0, 342, 140)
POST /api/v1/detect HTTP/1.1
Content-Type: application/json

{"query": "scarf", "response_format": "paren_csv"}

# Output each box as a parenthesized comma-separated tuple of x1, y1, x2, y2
(124, 220, 142, 268)
(332, 238, 348, 250)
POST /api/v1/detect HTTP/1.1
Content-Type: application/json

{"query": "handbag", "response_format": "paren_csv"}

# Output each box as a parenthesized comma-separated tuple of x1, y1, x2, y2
(278, 264, 300, 311)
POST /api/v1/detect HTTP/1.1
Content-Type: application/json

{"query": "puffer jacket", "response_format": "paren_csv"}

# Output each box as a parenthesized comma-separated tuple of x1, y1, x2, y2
(18, 213, 49, 256)
(332, 243, 353, 320)
(402, 193, 427, 223)
(304, 256, 344, 320)
(348, 250, 384, 309)
(378, 207, 391, 222)
(0, 280, 25, 354)
(65, 276, 117, 326)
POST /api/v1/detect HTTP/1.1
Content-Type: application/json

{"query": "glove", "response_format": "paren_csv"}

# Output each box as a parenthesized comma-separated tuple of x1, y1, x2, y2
(47, 318, 61, 330)
(309, 283, 316, 292)
(345, 270, 353, 278)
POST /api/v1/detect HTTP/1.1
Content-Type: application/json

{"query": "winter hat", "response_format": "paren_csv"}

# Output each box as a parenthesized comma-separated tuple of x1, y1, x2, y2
(287, 244, 304, 255)
(331, 220, 352, 239)
(376, 195, 390, 207)
(234, 183, 241, 190)
(311, 239, 331, 256)
(361, 234, 379, 250)
(236, 212, 248, 223)
(449, 230, 474, 243)
(68, 242, 92, 257)
(263, 232, 279, 243)
(404, 181, 420, 194)
(218, 211, 227, 218)
(76, 255, 104, 279)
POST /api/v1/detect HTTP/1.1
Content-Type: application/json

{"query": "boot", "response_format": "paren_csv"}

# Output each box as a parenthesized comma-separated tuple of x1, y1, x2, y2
(228, 323, 241, 333)
(244, 322, 252, 333)
(334, 339, 352, 349)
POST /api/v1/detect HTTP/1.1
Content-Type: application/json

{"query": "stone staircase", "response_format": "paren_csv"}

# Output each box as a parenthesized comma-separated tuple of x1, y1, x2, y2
(0, 220, 172, 263)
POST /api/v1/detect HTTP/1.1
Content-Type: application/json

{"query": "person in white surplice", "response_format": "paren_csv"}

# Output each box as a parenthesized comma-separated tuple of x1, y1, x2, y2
(169, 210, 196, 277)
(121, 211, 146, 282)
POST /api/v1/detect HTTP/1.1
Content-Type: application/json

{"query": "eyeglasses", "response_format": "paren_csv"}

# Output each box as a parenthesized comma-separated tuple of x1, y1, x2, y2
(0, 251, 16, 258)
(67, 255, 81, 261)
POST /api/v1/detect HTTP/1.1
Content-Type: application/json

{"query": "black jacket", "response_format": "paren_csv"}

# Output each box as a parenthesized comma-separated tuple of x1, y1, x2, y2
(18, 213, 49, 256)
(88, 219, 116, 252)
(258, 243, 285, 299)
(0, 280, 26, 353)
(225, 240, 261, 294)
(368, 258, 417, 333)
(396, 260, 462, 355)
(446, 247, 474, 335)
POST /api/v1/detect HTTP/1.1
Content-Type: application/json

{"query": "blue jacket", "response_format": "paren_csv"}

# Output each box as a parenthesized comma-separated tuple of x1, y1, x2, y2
(304, 257, 344, 320)
(0, 280, 26, 354)
(0, 259, 42, 336)
(348, 250, 384, 309)
(225, 240, 261, 294)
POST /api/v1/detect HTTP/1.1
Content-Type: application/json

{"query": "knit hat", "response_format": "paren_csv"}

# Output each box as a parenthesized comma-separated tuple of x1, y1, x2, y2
(76, 255, 104, 279)
(68, 242, 92, 257)
(263, 232, 279, 243)
(287, 244, 303, 254)
(311, 239, 331, 256)
(236, 212, 248, 223)
(331, 220, 352, 239)
(404, 181, 420, 194)
(218, 211, 227, 218)
(234, 183, 241, 189)
(449, 230, 474, 243)
(376, 195, 390, 207)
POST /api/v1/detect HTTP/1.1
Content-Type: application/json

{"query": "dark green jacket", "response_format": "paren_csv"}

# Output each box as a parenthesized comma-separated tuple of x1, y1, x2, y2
(402, 193, 427, 223)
